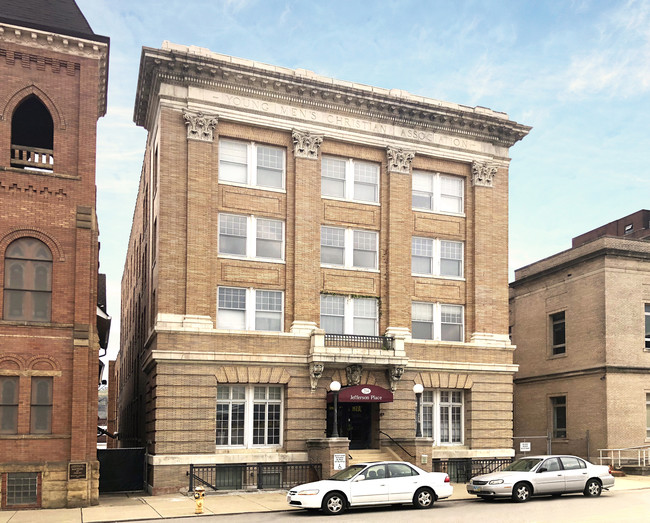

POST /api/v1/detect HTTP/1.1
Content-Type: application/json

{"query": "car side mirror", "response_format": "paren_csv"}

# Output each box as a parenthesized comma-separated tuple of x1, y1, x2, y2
(353, 475, 365, 482)
(538, 468, 547, 473)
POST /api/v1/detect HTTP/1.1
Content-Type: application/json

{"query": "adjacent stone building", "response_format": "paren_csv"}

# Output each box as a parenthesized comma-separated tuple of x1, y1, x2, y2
(510, 210, 650, 462)
(117, 41, 530, 493)
(0, 0, 109, 509)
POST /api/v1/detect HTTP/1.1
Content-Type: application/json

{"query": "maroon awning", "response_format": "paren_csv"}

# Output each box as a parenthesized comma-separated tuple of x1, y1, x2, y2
(327, 384, 393, 403)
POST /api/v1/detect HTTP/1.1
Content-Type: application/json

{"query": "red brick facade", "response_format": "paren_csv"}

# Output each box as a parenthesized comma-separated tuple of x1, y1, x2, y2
(0, 13, 108, 508)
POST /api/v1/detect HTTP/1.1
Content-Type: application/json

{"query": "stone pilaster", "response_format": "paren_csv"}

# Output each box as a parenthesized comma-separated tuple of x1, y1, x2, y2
(384, 147, 415, 332)
(470, 161, 509, 339)
(291, 130, 323, 329)
(184, 110, 217, 319)
(306, 438, 351, 480)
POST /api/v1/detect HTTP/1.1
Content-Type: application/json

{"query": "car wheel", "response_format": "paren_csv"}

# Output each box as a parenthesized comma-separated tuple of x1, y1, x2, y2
(413, 487, 435, 509)
(512, 482, 531, 503)
(584, 479, 602, 497)
(322, 492, 346, 515)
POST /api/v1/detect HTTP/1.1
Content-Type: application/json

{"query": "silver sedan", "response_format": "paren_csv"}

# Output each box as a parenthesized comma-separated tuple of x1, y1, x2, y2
(466, 455, 615, 502)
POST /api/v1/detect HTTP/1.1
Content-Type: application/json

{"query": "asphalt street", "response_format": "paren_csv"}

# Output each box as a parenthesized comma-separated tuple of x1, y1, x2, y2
(130, 488, 650, 523)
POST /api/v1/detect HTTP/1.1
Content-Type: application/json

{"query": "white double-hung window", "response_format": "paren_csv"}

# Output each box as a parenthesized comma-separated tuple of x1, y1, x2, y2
(321, 156, 379, 203)
(422, 389, 464, 444)
(216, 384, 282, 447)
(321, 226, 378, 270)
(412, 171, 464, 214)
(217, 287, 283, 332)
(320, 294, 378, 336)
(412, 237, 463, 278)
(412, 302, 464, 342)
(219, 214, 284, 261)
(219, 139, 285, 190)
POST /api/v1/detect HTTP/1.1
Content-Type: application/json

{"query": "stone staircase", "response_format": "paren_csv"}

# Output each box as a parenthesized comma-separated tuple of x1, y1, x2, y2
(347, 448, 402, 464)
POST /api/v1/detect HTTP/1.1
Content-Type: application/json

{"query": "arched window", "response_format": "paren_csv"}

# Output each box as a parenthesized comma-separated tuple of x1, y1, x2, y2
(10, 96, 54, 171)
(3, 238, 52, 322)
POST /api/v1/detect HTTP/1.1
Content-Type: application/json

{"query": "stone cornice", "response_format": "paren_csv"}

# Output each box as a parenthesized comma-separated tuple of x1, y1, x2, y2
(134, 44, 531, 147)
(514, 365, 650, 384)
(0, 22, 109, 117)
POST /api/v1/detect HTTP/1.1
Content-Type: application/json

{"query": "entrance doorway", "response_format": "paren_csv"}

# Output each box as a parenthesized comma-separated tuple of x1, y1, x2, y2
(326, 384, 393, 449)
(327, 402, 379, 449)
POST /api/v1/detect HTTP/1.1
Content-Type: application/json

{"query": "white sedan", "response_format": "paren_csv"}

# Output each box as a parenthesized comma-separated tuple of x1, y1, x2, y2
(287, 461, 452, 515)
(467, 455, 615, 502)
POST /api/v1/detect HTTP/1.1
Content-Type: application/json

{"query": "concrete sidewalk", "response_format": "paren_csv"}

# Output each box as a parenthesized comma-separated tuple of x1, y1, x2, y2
(1, 476, 649, 522)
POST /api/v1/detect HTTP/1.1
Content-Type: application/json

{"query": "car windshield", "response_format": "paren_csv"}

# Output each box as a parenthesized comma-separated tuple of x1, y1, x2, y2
(503, 458, 543, 472)
(328, 465, 367, 481)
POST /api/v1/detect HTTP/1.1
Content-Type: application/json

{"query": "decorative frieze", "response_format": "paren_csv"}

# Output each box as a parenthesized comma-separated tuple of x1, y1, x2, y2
(183, 110, 218, 142)
(292, 129, 323, 160)
(471, 161, 498, 187)
(386, 146, 415, 174)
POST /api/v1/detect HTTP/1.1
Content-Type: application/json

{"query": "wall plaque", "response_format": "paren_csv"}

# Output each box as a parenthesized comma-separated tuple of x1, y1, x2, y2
(69, 463, 87, 480)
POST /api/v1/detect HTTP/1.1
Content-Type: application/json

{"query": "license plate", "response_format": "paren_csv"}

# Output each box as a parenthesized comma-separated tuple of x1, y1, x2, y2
(473, 486, 482, 492)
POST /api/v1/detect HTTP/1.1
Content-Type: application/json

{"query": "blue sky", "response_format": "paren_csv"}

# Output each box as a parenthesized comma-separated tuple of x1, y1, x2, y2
(76, 0, 650, 364)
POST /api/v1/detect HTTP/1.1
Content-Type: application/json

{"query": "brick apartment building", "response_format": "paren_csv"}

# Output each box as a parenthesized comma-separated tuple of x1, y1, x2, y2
(0, 0, 109, 509)
(510, 210, 650, 462)
(116, 41, 530, 493)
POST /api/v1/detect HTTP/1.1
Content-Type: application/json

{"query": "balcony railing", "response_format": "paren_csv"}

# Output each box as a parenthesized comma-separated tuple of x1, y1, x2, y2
(11, 144, 54, 171)
(324, 334, 394, 350)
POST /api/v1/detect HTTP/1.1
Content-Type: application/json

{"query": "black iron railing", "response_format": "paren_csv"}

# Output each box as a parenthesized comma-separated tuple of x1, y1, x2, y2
(188, 463, 321, 491)
(324, 334, 394, 350)
(432, 458, 512, 483)
(379, 430, 414, 458)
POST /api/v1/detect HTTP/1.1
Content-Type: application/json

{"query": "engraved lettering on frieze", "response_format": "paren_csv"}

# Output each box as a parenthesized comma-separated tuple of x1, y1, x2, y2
(309, 362, 325, 391)
(345, 364, 363, 386)
(386, 366, 404, 392)
(471, 161, 498, 187)
(292, 129, 323, 160)
(183, 111, 218, 142)
(386, 146, 415, 174)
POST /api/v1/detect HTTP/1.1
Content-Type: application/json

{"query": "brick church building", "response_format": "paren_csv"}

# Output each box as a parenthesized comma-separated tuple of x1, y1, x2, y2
(0, 0, 109, 508)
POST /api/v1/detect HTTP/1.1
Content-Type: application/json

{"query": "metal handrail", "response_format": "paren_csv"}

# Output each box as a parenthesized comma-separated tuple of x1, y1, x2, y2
(379, 430, 414, 458)
(598, 445, 650, 467)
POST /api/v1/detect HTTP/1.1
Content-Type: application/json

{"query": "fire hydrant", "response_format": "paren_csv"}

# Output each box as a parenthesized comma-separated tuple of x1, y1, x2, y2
(193, 486, 205, 514)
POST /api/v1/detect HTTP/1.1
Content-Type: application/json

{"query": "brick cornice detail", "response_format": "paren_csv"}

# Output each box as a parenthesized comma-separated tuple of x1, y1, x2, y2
(0, 23, 109, 116)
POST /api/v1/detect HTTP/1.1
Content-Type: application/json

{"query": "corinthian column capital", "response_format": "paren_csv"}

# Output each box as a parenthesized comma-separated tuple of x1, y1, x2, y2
(292, 129, 323, 160)
(183, 110, 218, 142)
(471, 161, 498, 187)
(386, 146, 415, 174)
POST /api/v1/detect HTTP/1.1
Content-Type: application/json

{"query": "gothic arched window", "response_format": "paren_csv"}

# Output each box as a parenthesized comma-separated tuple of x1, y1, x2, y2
(10, 96, 54, 171)
(3, 238, 52, 322)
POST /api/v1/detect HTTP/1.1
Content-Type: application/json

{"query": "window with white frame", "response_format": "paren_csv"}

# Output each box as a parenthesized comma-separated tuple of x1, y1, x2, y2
(412, 171, 464, 214)
(412, 237, 463, 278)
(321, 156, 379, 203)
(646, 393, 650, 438)
(219, 214, 284, 261)
(321, 226, 378, 270)
(217, 287, 283, 332)
(216, 384, 282, 447)
(320, 294, 378, 336)
(412, 302, 464, 342)
(646, 393, 650, 439)
(422, 389, 463, 444)
(645, 304, 650, 349)
(219, 139, 285, 190)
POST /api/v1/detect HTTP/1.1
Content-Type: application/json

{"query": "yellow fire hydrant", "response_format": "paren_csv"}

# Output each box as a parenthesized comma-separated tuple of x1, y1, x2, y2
(194, 486, 205, 514)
